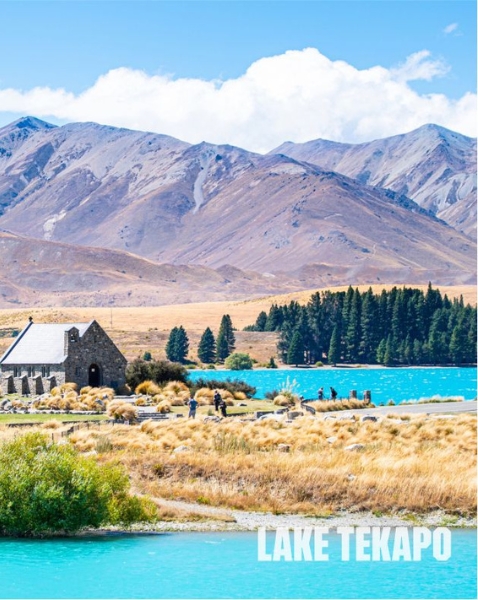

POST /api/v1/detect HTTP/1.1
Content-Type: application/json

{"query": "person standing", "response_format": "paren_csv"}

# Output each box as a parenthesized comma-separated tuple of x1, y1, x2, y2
(219, 397, 227, 418)
(318, 387, 324, 400)
(213, 389, 222, 412)
(330, 387, 338, 400)
(188, 396, 198, 419)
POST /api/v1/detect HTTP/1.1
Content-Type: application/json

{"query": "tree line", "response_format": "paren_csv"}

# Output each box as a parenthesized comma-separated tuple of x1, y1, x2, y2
(245, 284, 477, 366)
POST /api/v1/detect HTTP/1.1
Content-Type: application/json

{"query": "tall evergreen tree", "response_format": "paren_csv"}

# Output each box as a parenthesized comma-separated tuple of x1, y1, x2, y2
(344, 288, 361, 362)
(360, 288, 379, 363)
(328, 325, 341, 366)
(197, 327, 216, 364)
(254, 311, 268, 332)
(287, 331, 304, 366)
(216, 315, 235, 362)
(166, 326, 189, 363)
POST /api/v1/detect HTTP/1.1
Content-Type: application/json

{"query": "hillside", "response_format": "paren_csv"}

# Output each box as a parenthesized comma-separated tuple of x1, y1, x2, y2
(0, 231, 305, 307)
(272, 124, 477, 238)
(0, 117, 475, 299)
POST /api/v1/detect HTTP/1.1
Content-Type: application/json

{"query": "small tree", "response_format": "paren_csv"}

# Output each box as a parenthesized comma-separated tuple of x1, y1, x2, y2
(225, 353, 253, 370)
(198, 327, 216, 364)
(142, 351, 152, 362)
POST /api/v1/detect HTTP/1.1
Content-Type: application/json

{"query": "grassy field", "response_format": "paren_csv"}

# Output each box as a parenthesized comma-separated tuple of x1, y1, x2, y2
(62, 413, 475, 516)
(0, 413, 108, 425)
(0, 412, 475, 518)
(0, 284, 474, 363)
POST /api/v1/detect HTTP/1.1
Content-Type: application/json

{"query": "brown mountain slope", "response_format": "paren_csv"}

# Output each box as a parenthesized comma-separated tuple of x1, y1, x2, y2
(272, 124, 477, 238)
(0, 118, 475, 289)
(0, 231, 307, 307)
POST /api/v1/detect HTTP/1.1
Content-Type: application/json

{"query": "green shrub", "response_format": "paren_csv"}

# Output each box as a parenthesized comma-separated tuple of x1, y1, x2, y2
(126, 358, 189, 389)
(0, 433, 156, 536)
(225, 353, 253, 370)
(190, 378, 256, 398)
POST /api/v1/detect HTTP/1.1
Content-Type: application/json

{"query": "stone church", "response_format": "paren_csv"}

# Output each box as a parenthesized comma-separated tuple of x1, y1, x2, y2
(0, 319, 127, 395)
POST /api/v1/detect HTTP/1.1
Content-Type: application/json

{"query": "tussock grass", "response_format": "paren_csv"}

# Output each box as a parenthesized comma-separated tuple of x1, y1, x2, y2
(56, 413, 478, 516)
(310, 399, 374, 412)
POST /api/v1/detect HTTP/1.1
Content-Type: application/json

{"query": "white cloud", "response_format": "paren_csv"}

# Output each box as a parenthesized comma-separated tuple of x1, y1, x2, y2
(443, 23, 459, 35)
(0, 48, 475, 153)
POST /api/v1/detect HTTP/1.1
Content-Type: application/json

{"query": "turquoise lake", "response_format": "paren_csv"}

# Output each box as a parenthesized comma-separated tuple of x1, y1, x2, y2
(0, 530, 476, 599)
(188, 367, 477, 403)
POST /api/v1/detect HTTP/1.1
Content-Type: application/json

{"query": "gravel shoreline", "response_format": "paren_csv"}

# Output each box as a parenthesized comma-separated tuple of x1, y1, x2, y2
(92, 500, 476, 533)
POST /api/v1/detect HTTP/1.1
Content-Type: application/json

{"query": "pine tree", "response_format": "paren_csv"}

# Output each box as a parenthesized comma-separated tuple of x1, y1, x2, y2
(165, 326, 189, 363)
(360, 288, 378, 363)
(287, 331, 304, 366)
(254, 311, 268, 332)
(216, 315, 235, 362)
(449, 324, 467, 365)
(328, 325, 341, 366)
(344, 289, 361, 362)
(265, 304, 283, 331)
(383, 335, 396, 366)
(165, 327, 179, 362)
(197, 327, 216, 364)
(376, 338, 386, 364)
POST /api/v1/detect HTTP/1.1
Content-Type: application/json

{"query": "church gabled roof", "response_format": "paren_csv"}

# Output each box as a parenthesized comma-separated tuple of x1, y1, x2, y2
(0, 322, 92, 365)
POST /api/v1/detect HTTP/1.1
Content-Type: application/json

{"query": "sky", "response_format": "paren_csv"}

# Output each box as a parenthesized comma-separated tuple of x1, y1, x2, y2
(0, 0, 476, 152)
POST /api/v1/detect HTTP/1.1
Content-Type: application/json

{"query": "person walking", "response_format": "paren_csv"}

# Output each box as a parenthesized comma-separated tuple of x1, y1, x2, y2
(330, 387, 338, 400)
(318, 387, 324, 400)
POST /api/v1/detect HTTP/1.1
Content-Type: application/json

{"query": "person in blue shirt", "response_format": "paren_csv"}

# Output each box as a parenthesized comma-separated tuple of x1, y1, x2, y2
(188, 397, 198, 419)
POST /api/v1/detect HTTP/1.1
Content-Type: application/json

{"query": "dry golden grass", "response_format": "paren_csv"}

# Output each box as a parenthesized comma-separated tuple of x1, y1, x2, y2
(0, 284, 473, 361)
(310, 399, 374, 412)
(48, 413, 478, 516)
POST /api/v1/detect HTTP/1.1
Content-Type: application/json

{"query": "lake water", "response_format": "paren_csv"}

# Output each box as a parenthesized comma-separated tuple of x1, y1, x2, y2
(188, 367, 477, 403)
(0, 530, 476, 599)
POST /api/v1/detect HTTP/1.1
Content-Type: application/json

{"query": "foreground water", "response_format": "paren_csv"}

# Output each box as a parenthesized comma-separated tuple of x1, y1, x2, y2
(0, 530, 475, 599)
(189, 367, 477, 403)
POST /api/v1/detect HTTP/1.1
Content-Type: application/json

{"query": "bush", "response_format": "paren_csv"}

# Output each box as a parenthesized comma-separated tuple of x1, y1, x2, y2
(224, 353, 253, 370)
(190, 378, 256, 398)
(0, 433, 155, 536)
(126, 359, 189, 389)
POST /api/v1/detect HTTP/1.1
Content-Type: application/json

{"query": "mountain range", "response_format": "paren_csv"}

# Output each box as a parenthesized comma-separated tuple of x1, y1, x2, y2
(0, 116, 475, 307)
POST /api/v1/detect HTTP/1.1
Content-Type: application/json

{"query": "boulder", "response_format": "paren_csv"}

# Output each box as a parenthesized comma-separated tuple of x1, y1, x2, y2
(326, 436, 337, 444)
(344, 443, 365, 452)
(203, 416, 221, 423)
(173, 445, 192, 453)
(277, 444, 291, 453)
(287, 411, 304, 420)
(361, 415, 378, 422)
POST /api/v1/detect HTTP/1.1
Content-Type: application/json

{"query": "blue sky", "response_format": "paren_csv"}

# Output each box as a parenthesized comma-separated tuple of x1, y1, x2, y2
(0, 1, 475, 150)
